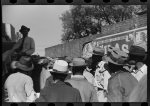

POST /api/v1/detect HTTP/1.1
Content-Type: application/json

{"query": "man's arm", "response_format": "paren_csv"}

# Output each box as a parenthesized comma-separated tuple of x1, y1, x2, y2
(25, 77, 37, 102)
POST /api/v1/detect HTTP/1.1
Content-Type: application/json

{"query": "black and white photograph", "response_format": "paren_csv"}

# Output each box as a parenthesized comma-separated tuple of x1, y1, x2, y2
(2, 5, 147, 102)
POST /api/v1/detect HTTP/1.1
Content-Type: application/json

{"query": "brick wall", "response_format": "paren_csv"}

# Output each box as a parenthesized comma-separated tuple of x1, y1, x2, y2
(45, 14, 147, 58)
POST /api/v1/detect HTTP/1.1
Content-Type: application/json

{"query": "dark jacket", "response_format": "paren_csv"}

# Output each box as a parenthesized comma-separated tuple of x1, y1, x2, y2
(36, 78, 82, 102)
(65, 75, 98, 102)
(107, 71, 138, 102)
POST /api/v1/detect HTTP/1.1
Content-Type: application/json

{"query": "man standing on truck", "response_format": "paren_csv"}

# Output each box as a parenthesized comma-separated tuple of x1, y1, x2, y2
(3, 25, 35, 62)
(12, 25, 35, 57)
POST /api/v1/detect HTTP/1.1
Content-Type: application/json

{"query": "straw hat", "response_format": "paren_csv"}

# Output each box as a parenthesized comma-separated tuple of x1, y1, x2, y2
(105, 47, 129, 65)
(49, 60, 69, 74)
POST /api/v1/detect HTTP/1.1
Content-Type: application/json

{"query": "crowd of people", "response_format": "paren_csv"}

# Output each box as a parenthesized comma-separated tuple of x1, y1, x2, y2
(2, 25, 147, 102)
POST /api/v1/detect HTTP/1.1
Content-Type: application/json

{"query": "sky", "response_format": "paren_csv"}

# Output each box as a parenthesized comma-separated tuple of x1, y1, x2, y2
(2, 5, 70, 56)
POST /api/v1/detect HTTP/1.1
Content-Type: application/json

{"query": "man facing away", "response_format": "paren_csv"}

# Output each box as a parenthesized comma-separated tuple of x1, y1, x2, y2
(4, 56, 37, 102)
(106, 47, 138, 102)
(65, 58, 98, 102)
(36, 60, 82, 102)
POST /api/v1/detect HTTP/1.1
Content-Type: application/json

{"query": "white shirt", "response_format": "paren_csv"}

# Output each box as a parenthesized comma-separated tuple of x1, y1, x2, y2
(4, 72, 36, 102)
(83, 70, 95, 85)
(94, 61, 111, 90)
(132, 64, 147, 81)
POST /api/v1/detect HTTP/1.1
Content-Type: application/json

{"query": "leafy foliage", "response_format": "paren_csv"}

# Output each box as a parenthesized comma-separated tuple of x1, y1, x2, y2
(60, 5, 147, 43)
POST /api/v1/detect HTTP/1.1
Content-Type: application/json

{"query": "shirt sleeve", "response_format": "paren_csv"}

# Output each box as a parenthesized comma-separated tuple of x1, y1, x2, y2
(24, 38, 35, 55)
(40, 68, 51, 90)
(107, 76, 123, 102)
(25, 77, 34, 97)
(90, 87, 99, 102)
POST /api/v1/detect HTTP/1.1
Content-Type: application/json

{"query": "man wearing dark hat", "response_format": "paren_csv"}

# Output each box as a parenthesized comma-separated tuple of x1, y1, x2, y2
(106, 47, 138, 102)
(127, 45, 147, 102)
(36, 60, 82, 102)
(4, 56, 37, 102)
(12, 25, 35, 57)
(65, 58, 98, 102)
(91, 47, 105, 75)
(128, 45, 147, 82)
(3, 25, 35, 65)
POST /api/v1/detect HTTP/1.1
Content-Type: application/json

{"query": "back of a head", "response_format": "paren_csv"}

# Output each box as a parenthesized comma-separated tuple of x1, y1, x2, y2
(72, 66, 86, 75)
(91, 54, 103, 72)
(51, 72, 67, 81)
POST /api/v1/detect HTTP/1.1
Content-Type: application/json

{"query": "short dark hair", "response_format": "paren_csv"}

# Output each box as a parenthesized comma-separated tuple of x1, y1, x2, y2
(72, 66, 86, 75)
(51, 72, 67, 81)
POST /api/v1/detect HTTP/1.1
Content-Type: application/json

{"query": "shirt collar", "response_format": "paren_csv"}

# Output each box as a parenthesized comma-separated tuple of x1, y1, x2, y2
(71, 75, 85, 79)
(139, 64, 147, 74)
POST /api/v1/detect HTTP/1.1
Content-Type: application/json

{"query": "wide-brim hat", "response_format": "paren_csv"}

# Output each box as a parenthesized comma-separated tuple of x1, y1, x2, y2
(69, 58, 87, 67)
(49, 60, 69, 74)
(105, 47, 129, 65)
(93, 47, 105, 56)
(129, 45, 146, 56)
(19, 25, 30, 33)
(11, 58, 34, 72)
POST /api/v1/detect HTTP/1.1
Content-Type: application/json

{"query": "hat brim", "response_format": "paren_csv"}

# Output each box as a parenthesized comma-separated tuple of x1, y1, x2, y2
(49, 69, 69, 74)
(69, 63, 87, 67)
(19, 28, 30, 33)
(105, 56, 124, 66)
(16, 62, 34, 71)
(129, 52, 146, 56)
(92, 51, 104, 56)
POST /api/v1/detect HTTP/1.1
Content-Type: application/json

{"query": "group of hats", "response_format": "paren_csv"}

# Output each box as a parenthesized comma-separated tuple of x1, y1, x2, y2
(49, 57, 87, 74)
(92, 45, 146, 65)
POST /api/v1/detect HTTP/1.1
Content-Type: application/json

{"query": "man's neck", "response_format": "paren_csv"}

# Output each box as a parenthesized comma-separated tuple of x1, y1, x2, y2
(22, 34, 28, 38)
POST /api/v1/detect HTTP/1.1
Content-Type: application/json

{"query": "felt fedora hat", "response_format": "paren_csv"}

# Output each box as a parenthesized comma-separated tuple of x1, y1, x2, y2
(93, 47, 105, 56)
(69, 58, 87, 67)
(11, 56, 34, 71)
(19, 25, 30, 32)
(129, 45, 146, 56)
(49, 60, 69, 74)
(105, 47, 129, 65)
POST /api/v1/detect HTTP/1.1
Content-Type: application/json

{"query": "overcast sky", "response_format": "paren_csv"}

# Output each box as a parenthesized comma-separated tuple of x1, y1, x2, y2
(2, 5, 70, 56)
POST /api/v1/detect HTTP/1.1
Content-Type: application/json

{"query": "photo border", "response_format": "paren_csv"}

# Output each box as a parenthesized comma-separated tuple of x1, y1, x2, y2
(1, 0, 149, 106)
